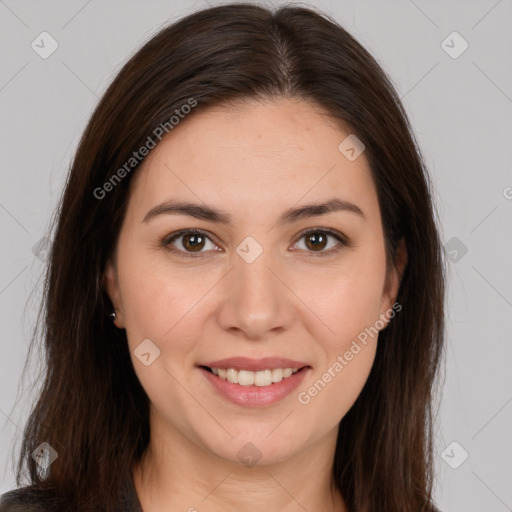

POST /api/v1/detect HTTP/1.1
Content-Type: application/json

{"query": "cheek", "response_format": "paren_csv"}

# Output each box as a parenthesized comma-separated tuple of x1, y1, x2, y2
(298, 342, 377, 430)
(115, 244, 194, 353)
(116, 253, 203, 405)
(294, 267, 382, 422)
(291, 249, 386, 348)
(290, 250, 385, 414)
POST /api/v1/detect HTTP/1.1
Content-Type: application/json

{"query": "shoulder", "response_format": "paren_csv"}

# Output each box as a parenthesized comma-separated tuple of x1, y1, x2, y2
(0, 486, 55, 512)
(1, 476, 142, 512)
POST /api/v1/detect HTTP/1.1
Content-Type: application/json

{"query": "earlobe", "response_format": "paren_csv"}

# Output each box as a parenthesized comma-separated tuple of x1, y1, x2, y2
(103, 261, 125, 328)
(393, 236, 408, 285)
(381, 237, 408, 323)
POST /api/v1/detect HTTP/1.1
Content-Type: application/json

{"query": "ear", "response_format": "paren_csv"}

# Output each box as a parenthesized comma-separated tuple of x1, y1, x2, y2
(103, 259, 125, 329)
(380, 236, 407, 323)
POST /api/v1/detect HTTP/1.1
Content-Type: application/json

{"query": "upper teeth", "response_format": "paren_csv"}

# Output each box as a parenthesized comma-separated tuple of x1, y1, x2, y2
(211, 367, 299, 386)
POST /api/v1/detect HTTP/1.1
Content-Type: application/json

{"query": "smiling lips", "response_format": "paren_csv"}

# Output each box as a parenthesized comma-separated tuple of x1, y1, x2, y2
(201, 356, 310, 372)
(199, 357, 311, 407)
(212, 367, 299, 386)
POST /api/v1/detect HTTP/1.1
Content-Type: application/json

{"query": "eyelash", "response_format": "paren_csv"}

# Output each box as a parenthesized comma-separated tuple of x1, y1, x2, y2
(161, 227, 349, 258)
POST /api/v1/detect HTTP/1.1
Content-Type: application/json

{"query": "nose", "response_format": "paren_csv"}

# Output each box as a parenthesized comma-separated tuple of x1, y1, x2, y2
(216, 247, 294, 340)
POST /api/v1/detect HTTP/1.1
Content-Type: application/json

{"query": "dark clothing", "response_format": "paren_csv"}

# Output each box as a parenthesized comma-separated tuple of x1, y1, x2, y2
(0, 474, 143, 512)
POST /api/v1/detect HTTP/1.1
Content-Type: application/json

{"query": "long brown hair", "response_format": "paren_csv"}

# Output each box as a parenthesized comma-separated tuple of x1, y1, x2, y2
(12, 3, 445, 511)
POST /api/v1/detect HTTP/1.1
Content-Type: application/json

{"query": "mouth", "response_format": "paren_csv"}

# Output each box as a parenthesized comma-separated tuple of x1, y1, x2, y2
(197, 359, 311, 407)
(199, 365, 307, 386)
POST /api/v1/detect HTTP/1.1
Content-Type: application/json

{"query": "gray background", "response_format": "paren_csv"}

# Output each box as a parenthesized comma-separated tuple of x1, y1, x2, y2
(1, 0, 511, 510)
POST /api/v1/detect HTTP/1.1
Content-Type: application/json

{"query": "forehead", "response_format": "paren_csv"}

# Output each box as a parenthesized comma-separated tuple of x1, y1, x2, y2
(128, 97, 379, 221)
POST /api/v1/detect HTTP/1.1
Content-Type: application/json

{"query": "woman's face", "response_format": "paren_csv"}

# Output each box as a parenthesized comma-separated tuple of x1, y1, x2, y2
(105, 97, 406, 466)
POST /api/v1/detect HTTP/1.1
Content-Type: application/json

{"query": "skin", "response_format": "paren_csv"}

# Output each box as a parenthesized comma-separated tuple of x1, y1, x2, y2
(104, 97, 407, 512)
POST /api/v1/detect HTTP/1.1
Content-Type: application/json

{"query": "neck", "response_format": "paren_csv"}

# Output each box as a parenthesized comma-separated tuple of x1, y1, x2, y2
(133, 416, 346, 512)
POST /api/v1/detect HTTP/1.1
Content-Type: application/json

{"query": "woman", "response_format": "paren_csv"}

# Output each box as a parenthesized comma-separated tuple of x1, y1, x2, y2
(0, 3, 445, 511)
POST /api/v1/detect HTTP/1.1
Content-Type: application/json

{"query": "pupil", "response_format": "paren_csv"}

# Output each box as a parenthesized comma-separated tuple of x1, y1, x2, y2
(307, 233, 327, 251)
(184, 234, 204, 251)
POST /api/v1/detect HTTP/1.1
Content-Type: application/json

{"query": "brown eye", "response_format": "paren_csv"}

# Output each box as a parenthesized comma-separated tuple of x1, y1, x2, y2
(164, 229, 218, 256)
(293, 228, 346, 256)
(304, 232, 328, 251)
(163, 227, 347, 258)
(181, 233, 206, 252)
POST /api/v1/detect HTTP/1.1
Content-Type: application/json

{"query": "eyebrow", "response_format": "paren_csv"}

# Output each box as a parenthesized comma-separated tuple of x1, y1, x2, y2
(142, 197, 365, 225)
